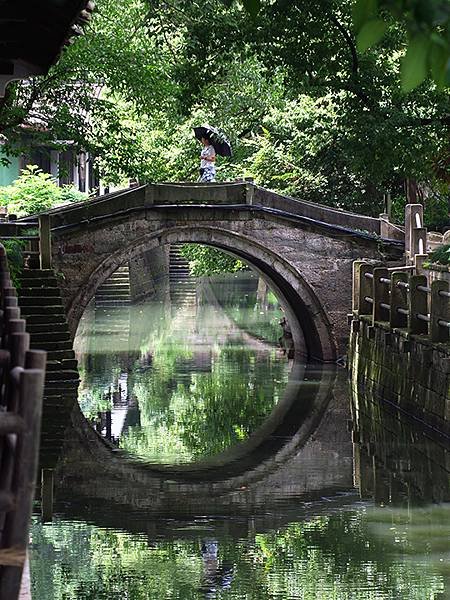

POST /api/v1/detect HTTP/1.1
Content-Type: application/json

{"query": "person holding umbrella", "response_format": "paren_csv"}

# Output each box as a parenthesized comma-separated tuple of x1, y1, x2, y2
(194, 125, 232, 183)
(199, 136, 216, 182)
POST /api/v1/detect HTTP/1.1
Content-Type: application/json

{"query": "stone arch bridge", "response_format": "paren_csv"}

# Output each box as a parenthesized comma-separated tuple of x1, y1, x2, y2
(37, 182, 403, 361)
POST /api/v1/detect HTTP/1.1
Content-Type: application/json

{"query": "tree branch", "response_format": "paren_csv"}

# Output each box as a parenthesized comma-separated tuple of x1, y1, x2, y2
(329, 14, 359, 77)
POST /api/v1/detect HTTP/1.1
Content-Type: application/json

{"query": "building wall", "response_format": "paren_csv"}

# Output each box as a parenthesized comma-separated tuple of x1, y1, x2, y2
(0, 154, 19, 185)
(0, 144, 98, 192)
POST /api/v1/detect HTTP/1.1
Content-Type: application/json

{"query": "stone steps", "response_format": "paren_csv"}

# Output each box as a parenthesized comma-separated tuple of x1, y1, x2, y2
(47, 348, 76, 361)
(20, 269, 54, 279)
(26, 323, 69, 334)
(30, 331, 71, 343)
(23, 313, 67, 324)
(45, 370, 79, 382)
(94, 264, 131, 309)
(19, 277, 59, 288)
(169, 243, 195, 304)
(20, 287, 61, 297)
(21, 305, 65, 316)
(46, 359, 78, 371)
(19, 268, 79, 470)
(31, 339, 73, 351)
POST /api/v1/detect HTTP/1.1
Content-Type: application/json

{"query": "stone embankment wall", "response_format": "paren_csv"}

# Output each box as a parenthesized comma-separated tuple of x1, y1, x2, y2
(349, 316, 450, 437)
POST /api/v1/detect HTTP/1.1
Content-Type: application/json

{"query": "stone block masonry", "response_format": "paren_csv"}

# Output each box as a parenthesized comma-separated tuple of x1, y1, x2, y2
(349, 316, 450, 438)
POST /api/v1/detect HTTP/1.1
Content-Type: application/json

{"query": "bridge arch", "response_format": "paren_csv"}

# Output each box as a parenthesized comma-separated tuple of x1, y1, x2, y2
(67, 225, 337, 361)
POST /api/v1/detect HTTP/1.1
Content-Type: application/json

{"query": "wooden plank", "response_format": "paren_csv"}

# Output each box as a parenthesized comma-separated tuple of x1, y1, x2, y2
(0, 413, 25, 435)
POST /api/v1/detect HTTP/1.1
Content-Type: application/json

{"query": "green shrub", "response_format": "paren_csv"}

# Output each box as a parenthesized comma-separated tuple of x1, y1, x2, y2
(428, 244, 450, 266)
(0, 165, 88, 217)
(1, 238, 26, 288)
(391, 185, 449, 231)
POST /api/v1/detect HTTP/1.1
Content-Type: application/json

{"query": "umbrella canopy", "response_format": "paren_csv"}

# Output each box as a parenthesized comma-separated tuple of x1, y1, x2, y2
(193, 124, 232, 157)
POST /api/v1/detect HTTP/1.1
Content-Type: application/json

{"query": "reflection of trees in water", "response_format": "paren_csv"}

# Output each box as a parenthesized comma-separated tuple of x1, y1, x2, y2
(30, 507, 448, 600)
(77, 284, 290, 463)
(204, 272, 284, 346)
(122, 339, 288, 463)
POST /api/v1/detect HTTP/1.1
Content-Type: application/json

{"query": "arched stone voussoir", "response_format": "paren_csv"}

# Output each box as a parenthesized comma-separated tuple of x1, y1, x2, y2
(64, 225, 337, 362)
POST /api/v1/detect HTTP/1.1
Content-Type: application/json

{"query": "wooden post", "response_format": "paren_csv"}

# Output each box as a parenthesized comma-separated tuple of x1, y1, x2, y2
(0, 368, 45, 600)
(39, 214, 52, 270)
(372, 267, 390, 323)
(25, 349, 47, 371)
(431, 280, 450, 343)
(358, 263, 374, 316)
(409, 275, 429, 335)
(3, 296, 18, 309)
(10, 333, 30, 369)
(390, 272, 408, 328)
(41, 469, 54, 523)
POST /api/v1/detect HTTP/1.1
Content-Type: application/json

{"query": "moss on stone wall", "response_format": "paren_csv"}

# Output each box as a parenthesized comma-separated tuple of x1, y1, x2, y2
(349, 317, 450, 437)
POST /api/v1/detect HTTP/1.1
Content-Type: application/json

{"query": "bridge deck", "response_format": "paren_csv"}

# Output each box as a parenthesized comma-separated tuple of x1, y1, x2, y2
(22, 182, 404, 243)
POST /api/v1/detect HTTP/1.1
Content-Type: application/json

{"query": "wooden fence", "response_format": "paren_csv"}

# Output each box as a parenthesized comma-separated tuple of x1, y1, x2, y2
(0, 244, 46, 599)
(0, 214, 51, 270)
(352, 261, 450, 343)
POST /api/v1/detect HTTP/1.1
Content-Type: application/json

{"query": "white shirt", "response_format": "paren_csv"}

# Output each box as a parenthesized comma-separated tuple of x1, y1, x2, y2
(200, 144, 216, 169)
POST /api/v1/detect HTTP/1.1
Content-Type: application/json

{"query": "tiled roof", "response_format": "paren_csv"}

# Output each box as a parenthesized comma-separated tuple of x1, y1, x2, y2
(0, 0, 95, 95)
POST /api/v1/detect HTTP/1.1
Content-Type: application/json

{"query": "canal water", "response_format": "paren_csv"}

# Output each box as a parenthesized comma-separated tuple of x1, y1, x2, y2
(30, 263, 450, 599)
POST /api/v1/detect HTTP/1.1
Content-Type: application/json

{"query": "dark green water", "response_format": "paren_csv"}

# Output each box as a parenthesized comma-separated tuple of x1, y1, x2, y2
(30, 268, 450, 599)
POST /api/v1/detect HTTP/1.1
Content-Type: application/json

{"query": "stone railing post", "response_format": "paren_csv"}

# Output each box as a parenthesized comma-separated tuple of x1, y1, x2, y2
(358, 263, 374, 316)
(38, 214, 51, 270)
(430, 280, 450, 343)
(408, 274, 428, 335)
(245, 177, 254, 205)
(379, 214, 390, 239)
(390, 272, 408, 328)
(144, 184, 155, 207)
(372, 267, 389, 323)
(352, 260, 365, 313)
(405, 203, 425, 264)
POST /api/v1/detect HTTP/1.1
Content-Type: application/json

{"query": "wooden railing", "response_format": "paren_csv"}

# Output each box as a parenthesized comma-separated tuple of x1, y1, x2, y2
(0, 244, 46, 599)
(352, 261, 450, 343)
(0, 214, 52, 270)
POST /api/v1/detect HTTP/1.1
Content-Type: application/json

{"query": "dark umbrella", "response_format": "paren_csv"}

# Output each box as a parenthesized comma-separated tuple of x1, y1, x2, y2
(193, 124, 232, 157)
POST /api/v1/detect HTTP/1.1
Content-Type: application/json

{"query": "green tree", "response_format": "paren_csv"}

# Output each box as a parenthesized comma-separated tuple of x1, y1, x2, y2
(0, 165, 87, 217)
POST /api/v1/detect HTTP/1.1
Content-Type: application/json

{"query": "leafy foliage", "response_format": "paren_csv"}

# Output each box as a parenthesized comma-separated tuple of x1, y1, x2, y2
(428, 243, 450, 265)
(0, 238, 26, 287)
(0, 165, 88, 217)
(0, 0, 448, 216)
(353, 0, 450, 90)
(180, 244, 246, 276)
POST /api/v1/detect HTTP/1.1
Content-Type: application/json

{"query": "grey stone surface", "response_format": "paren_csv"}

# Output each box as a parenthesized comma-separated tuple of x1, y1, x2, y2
(46, 185, 402, 362)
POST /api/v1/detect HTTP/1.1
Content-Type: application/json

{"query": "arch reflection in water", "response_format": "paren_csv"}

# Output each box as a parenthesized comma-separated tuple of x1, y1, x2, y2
(31, 371, 450, 599)
(74, 249, 307, 465)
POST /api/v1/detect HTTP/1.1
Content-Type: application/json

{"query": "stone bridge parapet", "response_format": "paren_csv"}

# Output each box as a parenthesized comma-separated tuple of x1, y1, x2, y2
(28, 183, 403, 361)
